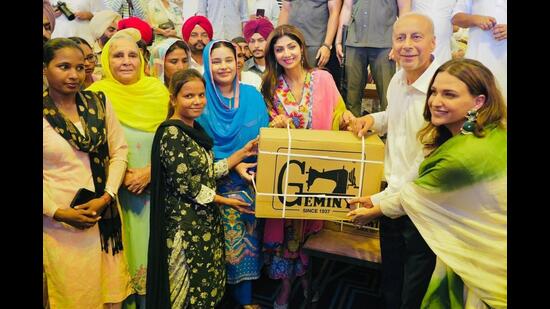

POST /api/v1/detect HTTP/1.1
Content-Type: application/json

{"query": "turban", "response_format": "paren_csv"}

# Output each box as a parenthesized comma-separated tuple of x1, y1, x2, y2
(243, 18, 274, 42)
(181, 16, 213, 42)
(43, 0, 56, 31)
(111, 28, 142, 43)
(90, 10, 121, 41)
(118, 17, 154, 46)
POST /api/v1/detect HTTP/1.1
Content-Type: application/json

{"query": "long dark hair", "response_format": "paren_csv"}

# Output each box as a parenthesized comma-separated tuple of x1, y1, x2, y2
(418, 58, 507, 149)
(261, 24, 311, 111)
(167, 68, 205, 119)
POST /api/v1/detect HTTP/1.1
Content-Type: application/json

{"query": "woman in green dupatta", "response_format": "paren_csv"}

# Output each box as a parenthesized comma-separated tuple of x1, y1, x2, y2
(347, 58, 507, 308)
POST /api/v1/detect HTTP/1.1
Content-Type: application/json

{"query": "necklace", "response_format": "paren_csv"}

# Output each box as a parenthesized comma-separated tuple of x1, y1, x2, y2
(285, 70, 307, 103)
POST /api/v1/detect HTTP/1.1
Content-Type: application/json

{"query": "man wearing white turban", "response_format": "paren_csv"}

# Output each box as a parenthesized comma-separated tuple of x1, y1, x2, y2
(89, 10, 122, 54)
(88, 10, 122, 81)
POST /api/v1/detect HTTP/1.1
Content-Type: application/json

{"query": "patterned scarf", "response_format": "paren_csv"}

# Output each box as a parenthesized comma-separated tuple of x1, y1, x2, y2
(43, 89, 123, 255)
(271, 71, 314, 129)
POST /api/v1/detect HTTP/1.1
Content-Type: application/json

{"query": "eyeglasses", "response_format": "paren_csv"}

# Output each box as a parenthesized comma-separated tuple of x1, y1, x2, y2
(84, 54, 98, 63)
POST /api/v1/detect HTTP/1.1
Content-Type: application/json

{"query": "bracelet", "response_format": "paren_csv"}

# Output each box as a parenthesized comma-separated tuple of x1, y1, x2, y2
(321, 42, 332, 50)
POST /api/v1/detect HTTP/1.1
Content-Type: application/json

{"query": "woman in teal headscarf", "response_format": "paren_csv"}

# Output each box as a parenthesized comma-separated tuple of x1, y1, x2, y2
(197, 39, 269, 309)
(348, 58, 507, 308)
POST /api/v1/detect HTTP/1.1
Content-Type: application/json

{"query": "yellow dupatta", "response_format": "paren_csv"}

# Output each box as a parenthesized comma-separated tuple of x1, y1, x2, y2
(87, 28, 169, 132)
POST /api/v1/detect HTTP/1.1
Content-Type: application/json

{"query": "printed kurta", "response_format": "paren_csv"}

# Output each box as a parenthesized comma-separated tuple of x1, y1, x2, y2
(159, 125, 227, 308)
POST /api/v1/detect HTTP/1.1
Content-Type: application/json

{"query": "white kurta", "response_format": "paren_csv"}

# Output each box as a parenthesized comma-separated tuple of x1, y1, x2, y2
(181, 0, 200, 21)
(413, 0, 457, 63)
(452, 0, 507, 101)
(247, 0, 281, 24)
(51, 0, 106, 45)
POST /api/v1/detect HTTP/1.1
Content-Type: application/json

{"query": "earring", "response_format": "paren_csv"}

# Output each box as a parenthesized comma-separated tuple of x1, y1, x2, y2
(460, 109, 478, 135)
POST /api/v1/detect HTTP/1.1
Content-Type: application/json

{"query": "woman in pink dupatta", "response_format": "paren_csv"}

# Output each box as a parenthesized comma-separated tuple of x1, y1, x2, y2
(260, 24, 354, 309)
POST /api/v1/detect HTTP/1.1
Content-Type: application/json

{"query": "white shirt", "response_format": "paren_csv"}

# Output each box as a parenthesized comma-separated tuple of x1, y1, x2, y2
(199, 0, 249, 40)
(241, 71, 262, 91)
(51, 0, 106, 45)
(189, 56, 205, 75)
(247, 0, 281, 24)
(370, 59, 441, 210)
(452, 0, 507, 102)
(180, 0, 199, 21)
(413, 0, 457, 63)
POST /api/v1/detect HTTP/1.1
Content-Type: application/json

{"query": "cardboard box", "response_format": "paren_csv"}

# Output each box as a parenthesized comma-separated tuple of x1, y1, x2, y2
(323, 220, 380, 238)
(255, 128, 385, 220)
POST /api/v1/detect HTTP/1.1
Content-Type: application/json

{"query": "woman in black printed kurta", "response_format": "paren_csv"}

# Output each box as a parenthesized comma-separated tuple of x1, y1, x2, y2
(147, 69, 259, 309)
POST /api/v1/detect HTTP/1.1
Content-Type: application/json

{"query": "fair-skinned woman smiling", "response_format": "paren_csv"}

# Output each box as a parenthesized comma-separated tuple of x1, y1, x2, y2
(43, 38, 131, 308)
(147, 69, 258, 308)
(260, 24, 355, 309)
(149, 38, 190, 88)
(88, 28, 170, 308)
(348, 59, 507, 308)
(197, 40, 269, 309)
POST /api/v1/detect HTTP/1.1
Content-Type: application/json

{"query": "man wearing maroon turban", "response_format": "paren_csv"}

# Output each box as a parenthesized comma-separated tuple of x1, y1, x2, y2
(181, 15, 214, 75)
(242, 18, 274, 79)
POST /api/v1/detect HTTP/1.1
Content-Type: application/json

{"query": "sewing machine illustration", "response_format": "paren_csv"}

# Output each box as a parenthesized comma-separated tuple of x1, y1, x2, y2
(276, 160, 360, 208)
(306, 166, 359, 194)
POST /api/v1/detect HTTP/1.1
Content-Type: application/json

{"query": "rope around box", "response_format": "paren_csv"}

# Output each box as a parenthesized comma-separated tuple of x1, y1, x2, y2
(251, 124, 384, 226)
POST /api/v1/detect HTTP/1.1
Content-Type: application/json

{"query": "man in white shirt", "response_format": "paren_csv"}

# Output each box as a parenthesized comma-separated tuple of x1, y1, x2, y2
(247, 0, 280, 25)
(347, 12, 439, 309)
(181, 16, 214, 75)
(50, 0, 107, 46)
(199, 0, 249, 40)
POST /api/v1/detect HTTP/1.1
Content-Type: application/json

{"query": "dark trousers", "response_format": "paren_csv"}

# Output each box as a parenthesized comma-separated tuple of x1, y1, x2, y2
(344, 46, 395, 116)
(379, 216, 436, 309)
(306, 45, 342, 93)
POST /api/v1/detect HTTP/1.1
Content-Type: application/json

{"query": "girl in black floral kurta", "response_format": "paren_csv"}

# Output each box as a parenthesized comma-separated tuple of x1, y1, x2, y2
(147, 69, 259, 309)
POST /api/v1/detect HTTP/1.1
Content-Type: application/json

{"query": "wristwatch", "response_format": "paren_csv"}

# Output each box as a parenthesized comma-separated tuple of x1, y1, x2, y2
(321, 42, 332, 50)
(105, 188, 117, 200)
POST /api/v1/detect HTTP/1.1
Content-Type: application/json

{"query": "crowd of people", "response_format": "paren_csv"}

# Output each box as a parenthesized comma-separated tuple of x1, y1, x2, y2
(43, 1, 507, 308)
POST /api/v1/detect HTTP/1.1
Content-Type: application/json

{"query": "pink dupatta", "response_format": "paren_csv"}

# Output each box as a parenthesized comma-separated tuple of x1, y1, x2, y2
(264, 69, 347, 263)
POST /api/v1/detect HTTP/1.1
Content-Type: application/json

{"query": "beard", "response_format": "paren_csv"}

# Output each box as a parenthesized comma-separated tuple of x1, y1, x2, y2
(99, 34, 111, 46)
(190, 41, 205, 54)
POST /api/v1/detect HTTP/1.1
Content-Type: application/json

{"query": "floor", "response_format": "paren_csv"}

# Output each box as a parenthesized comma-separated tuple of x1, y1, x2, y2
(218, 259, 382, 309)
